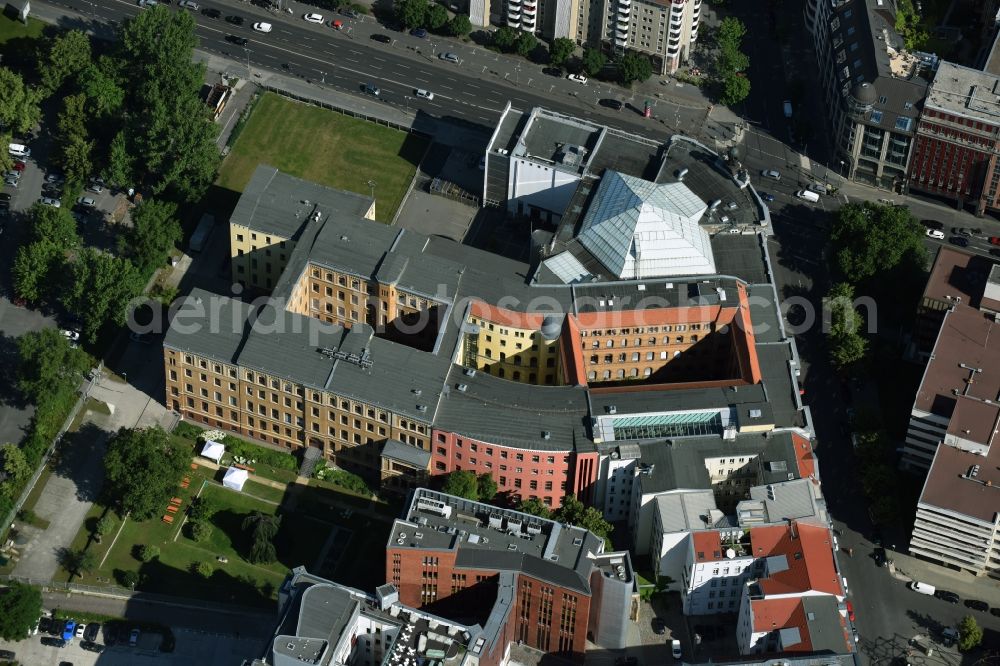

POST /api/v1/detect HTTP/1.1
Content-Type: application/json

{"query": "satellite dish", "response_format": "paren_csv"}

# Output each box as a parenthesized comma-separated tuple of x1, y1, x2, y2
(726, 548, 736, 559)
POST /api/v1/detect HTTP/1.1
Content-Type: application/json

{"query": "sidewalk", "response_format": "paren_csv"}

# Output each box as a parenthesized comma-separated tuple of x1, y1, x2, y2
(886, 549, 1000, 605)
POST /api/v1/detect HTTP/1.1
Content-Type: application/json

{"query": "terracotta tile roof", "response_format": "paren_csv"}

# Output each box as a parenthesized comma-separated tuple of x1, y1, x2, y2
(792, 433, 816, 479)
(691, 531, 720, 562)
(753, 523, 842, 597)
(751, 597, 811, 650)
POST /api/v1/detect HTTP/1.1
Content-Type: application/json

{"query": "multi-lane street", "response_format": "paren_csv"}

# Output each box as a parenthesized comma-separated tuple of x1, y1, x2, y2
(40, 0, 715, 137)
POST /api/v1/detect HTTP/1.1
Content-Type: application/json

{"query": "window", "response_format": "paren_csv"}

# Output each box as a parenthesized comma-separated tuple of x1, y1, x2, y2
(870, 110, 883, 124)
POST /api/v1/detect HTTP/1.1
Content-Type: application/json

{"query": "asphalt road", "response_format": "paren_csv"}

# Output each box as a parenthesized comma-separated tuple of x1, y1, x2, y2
(41, 0, 714, 138)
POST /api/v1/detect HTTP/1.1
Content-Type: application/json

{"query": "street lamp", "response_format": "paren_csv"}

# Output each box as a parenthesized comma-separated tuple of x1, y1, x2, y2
(839, 159, 846, 177)
(320, 70, 326, 84)
(368, 180, 376, 200)
(244, 48, 251, 77)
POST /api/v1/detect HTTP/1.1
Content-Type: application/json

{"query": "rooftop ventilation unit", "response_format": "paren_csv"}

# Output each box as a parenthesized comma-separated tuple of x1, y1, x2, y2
(542, 431, 551, 440)
(416, 405, 427, 413)
(676, 168, 689, 180)
(412, 389, 422, 395)
(573, 537, 583, 546)
(464, 368, 477, 377)
(457, 384, 468, 392)
(507, 543, 518, 551)
(414, 532, 423, 539)
(709, 199, 722, 210)
(607, 405, 617, 415)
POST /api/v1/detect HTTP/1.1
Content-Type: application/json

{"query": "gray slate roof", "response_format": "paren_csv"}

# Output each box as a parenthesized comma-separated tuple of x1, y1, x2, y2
(232, 165, 374, 239)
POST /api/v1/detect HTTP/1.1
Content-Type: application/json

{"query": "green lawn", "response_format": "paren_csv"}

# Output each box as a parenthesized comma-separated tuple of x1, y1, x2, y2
(65, 476, 335, 606)
(216, 93, 426, 223)
(0, 15, 44, 44)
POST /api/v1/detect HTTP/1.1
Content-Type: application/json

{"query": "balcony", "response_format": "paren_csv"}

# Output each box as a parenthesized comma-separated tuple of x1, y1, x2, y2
(507, 17, 520, 27)
(618, 5, 630, 17)
(507, 8, 520, 18)
(522, 2, 535, 11)
(618, 0, 630, 7)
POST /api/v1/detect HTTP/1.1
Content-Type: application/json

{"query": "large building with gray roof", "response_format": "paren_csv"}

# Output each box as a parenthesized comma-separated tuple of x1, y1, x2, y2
(385, 489, 636, 662)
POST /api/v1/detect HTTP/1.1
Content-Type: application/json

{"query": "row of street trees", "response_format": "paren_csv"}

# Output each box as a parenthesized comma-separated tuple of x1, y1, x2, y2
(712, 17, 750, 106)
(395, 0, 471, 37)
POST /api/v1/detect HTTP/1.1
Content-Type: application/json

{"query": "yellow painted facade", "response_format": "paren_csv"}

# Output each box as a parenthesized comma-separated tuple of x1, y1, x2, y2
(461, 315, 563, 386)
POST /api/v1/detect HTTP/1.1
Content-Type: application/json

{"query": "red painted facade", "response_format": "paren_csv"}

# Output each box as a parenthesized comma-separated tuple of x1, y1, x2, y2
(908, 108, 1000, 214)
(386, 545, 590, 660)
(430, 429, 597, 509)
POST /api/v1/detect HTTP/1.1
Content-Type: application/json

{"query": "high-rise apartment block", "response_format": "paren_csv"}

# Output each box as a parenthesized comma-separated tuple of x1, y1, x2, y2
(468, 0, 701, 74)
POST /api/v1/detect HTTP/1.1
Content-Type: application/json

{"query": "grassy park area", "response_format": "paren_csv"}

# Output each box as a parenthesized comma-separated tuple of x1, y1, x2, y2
(216, 92, 427, 223)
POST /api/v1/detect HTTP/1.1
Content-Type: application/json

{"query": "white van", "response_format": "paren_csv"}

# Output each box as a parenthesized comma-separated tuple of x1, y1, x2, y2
(796, 190, 820, 203)
(910, 581, 936, 595)
(8, 143, 30, 158)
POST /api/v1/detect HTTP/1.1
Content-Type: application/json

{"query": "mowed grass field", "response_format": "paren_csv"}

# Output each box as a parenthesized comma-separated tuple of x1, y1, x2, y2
(217, 93, 427, 223)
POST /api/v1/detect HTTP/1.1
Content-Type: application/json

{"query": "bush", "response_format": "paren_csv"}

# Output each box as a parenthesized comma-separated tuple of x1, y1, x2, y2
(188, 496, 217, 522)
(138, 544, 160, 562)
(222, 435, 297, 471)
(95, 514, 117, 538)
(188, 520, 213, 543)
(117, 570, 140, 588)
(315, 467, 371, 495)
(193, 561, 213, 579)
(172, 421, 205, 441)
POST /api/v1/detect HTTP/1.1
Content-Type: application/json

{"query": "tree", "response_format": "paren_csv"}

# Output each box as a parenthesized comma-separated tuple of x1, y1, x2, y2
(827, 282, 869, 369)
(114, 8, 220, 199)
(56, 94, 94, 184)
(138, 544, 160, 562)
(243, 511, 282, 564)
(0, 444, 30, 499)
(518, 497, 552, 519)
(548, 37, 575, 67)
(30, 204, 81, 250)
(79, 57, 125, 120)
(103, 427, 188, 521)
(17, 328, 91, 405)
(830, 202, 926, 283)
(189, 520, 213, 543)
(426, 4, 448, 31)
(193, 561, 213, 578)
(715, 16, 746, 51)
(958, 615, 983, 651)
(447, 14, 471, 37)
(581, 48, 607, 77)
(476, 473, 497, 502)
(63, 249, 145, 342)
(188, 495, 217, 522)
(39, 30, 92, 95)
(0, 67, 43, 135)
(95, 514, 117, 539)
(720, 74, 751, 107)
(0, 581, 42, 641)
(515, 31, 537, 58)
(618, 51, 653, 85)
(126, 199, 181, 273)
(554, 494, 613, 541)
(395, 0, 429, 29)
(441, 470, 479, 500)
(493, 26, 519, 52)
(119, 569, 140, 588)
(104, 131, 135, 189)
(62, 547, 97, 575)
(13, 240, 61, 304)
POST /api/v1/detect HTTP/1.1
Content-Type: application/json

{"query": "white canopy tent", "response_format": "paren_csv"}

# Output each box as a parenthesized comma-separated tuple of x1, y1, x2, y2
(222, 467, 248, 492)
(200, 440, 225, 464)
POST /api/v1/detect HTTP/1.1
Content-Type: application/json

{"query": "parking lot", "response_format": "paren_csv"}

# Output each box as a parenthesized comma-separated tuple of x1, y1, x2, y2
(0, 626, 267, 665)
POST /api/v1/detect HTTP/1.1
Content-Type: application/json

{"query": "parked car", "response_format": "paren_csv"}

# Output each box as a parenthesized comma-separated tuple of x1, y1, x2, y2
(651, 618, 666, 635)
(761, 169, 781, 180)
(542, 67, 563, 77)
(671, 639, 682, 659)
(439, 52, 460, 64)
(992, 248, 1000, 258)
(965, 599, 990, 612)
(253, 22, 272, 33)
(39, 617, 52, 634)
(921, 219, 944, 230)
(950, 236, 970, 247)
(339, 8, 359, 17)
(760, 192, 775, 202)
(989, 236, 1000, 245)
(567, 73, 587, 84)
(941, 627, 959, 648)
(39, 196, 61, 208)
(226, 34, 248, 46)
(226, 14, 245, 25)
(4, 175, 19, 187)
(0, 650, 14, 659)
(599, 98, 624, 111)
(86, 179, 104, 194)
(303, 12, 324, 23)
(934, 590, 960, 604)
(12, 160, 26, 171)
(364, 83, 380, 97)
(62, 620, 76, 641)
(409, 27, 427, 38)
(845, 600, 855, 622)
(926, 228, 945, 239)
(137, 0, 158, 7)
(909, 581, 935, 595)
(41, 637, 66, 647)
(178, 0, 199, 9)
(76, 196, 96, 209)
(414, 88, 434, 100)
(75, 623, 86, 639)
(370, 33, 391, 43)
(129, 628, 140, 647)
(202, 7, 220, 17)
(872, 547, 887, 567)
(62, 329, 80, 342)
(83, 622, 100, 642)
(80, 641, 104, 653)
